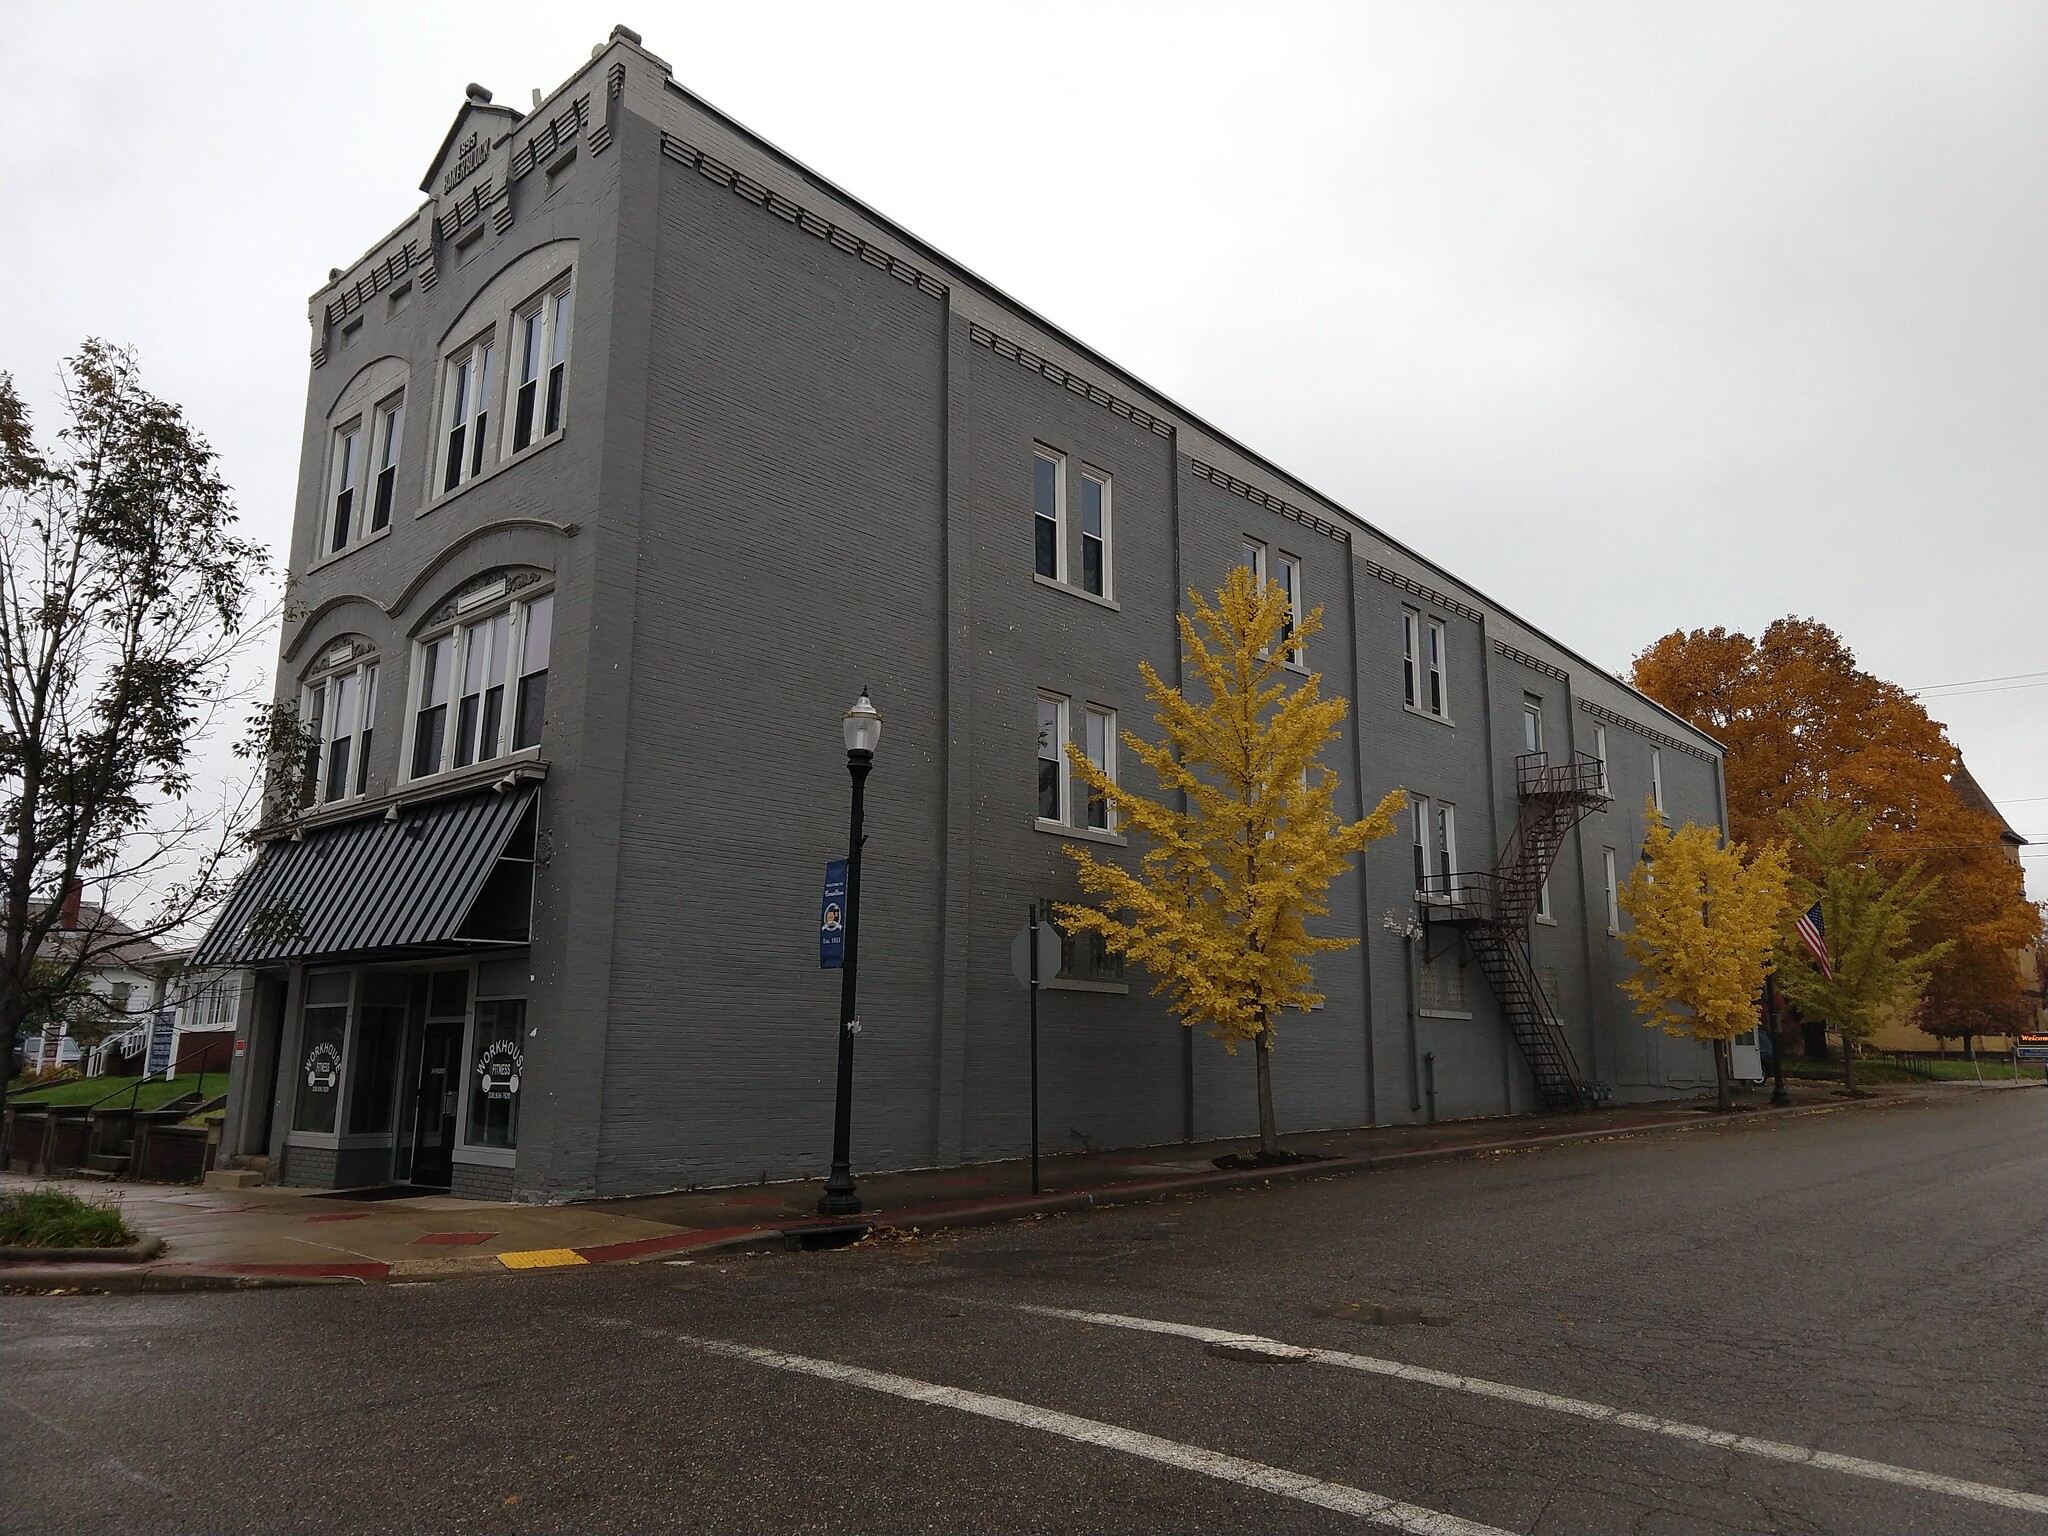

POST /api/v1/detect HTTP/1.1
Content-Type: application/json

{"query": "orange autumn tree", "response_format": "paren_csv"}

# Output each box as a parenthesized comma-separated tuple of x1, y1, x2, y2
(1632, 618, 2040, 1045)
(1056, 566, 1406, 1159)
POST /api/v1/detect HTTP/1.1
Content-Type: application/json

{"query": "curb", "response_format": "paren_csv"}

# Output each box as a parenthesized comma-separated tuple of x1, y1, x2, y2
(1, 1092, 1912, 1290)
(0, 1236, 164, 1264)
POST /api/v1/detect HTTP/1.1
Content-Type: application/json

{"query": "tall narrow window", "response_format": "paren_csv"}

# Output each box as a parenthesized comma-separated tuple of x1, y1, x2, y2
(412, 636, 452, 777)
(355, 665, 378, 796)
(513, 305, 545, 452)
(1402, 610, 1420, 708)
(441, 336, 494, 493)
(324, 669, 360, 803)
(1083, 705, 1116, 830)
(1242, 538, 1266, 587)
(1538, 877, 1553, 921)
(1593, 723, 1609, 793)
(1522, 696, 1544, 754)
(1425, 619, 1447, 718)
(1036, 693, 1067, 823)
(543, 285, 572, 436)
(371, 398, 402, 531)
(299, 683, 325, 809)
(1079, 470, 1108, 596)
(1651, 747, 1665, 813)
(453, 613, 510, 768)
(1033, 449, 1064, 581)
(512, 593, 552, 751)
(1412, 794, 1432, 895)
(1604, 847, 1620, 932)
(329, 424, 359, 553)
(1435, 803, 1457, 885)
(1277, 554, 1303, 665)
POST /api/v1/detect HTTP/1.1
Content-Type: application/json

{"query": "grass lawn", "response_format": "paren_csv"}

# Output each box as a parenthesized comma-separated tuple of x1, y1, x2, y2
(1782, 1056, 2045, 1086)
(5, 1075, 223, 1110)
(0, 1187, 133, 1248)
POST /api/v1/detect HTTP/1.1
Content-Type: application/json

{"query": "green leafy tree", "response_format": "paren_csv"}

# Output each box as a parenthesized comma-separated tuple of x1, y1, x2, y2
(1057, 566, 1406, 1158)
(1, 344, 277, 1108)
(1775, 799, 1949, 1090)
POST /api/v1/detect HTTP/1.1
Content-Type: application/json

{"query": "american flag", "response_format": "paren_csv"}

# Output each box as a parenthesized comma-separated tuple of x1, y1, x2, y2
(1794, 901, 1833, 980)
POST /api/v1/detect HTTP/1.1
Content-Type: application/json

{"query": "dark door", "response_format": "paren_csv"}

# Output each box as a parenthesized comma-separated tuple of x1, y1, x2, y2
(408, 1020, 462, 1189)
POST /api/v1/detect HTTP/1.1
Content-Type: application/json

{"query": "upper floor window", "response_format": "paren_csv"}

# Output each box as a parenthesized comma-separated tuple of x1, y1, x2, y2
(1522, 695, 1544, 754)
(1036, 692, 1069, 824)
(1593, 723, 1610, 793)
(1276, 552, 1303, 666)
(1403, 610, 1449, 719)
(1651, 747, 1665, 813)
(1079, 470, 1110, 597)
(512, 280, 574, 453)
(1411, 794, 1458, 897)
(301, 647, 379, 807)
(1082, 705, 1117, 831)
(1033, 449, 1065, 581)
(328, 423, 361, 553)
(408, 588, 553, 779)
(1242, 538, 1266, 587)
(441, 333, 495, 493)
(371, 395, 404, 532)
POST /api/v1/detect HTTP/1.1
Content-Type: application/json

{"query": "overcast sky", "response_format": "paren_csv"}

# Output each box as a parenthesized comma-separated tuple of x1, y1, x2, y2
(5, 2, 2043, 898)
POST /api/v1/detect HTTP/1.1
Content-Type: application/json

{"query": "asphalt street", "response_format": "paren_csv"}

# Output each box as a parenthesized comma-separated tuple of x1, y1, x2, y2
(4, 1089, 2043, 1534)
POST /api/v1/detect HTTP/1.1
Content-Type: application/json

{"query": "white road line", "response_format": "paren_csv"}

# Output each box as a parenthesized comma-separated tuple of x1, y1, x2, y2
(1020, 1305, 2048, 1517)
(676, 1332, 1511, 1536)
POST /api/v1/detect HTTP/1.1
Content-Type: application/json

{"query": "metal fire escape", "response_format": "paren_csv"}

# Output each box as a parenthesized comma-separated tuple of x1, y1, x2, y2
(1419, 751, 1609, 1111)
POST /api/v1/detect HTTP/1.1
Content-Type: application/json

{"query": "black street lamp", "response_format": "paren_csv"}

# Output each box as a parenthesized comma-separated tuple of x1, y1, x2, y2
(819, 689, 882, 1217)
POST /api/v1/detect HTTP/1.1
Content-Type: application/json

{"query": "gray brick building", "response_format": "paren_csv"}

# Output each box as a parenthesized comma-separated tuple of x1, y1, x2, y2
(201, 28, 1729, 1202)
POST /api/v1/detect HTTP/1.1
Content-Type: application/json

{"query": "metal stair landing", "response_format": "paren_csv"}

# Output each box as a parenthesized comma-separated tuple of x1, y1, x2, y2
(1418, 750, 1609, 1112)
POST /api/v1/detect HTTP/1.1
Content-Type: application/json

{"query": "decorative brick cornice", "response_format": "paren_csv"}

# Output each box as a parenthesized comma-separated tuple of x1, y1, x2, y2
(1577, 697, 1715, 761)
(1188, 460, 1346, 543)
(660, 133, 948, 300)
(324, 240, 430, 331)
(1364, 561, 1483, 623)
(1492, 639, 1569, 683)
(434, 177, 505, 244)
(967, 324, 1174, 438)
(511, 95, 590, 179)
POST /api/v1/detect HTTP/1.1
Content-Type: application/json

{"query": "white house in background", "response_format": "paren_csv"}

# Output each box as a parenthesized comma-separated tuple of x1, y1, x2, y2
(15, 895, 169, 1077)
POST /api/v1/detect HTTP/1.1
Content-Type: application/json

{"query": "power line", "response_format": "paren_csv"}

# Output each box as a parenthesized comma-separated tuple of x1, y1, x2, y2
(1907, 670, 2048, 691)
(1915, 681, 2048, 701)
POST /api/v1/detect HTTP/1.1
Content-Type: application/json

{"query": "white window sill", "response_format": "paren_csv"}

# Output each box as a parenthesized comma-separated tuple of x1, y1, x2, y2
(404, 745, 545, 792)
(308, 521, 393, 574)
(1535, 915, 1557, 927)
(1283, 660, 1310, 676)
(1032, 572, 1120, 611)
(422, 428, 566, 517)
(1035, 819, 1128, 847)
(1047, 977, 1129, 995)
(1419, 1009, 1474, 1021)
(454, 1146, 516, 1169)
(1402, 703, 1455, 728)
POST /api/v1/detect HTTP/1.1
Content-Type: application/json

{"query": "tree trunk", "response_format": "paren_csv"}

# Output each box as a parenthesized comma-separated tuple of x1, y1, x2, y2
(1713, 1037, 1732, 1113)
(1841, 1035, 1856, 1091)
(1255, 1021, 1280, 1156)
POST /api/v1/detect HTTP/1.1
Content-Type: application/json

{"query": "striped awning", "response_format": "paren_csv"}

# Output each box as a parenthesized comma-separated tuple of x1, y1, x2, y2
(192, 785, 537, 967)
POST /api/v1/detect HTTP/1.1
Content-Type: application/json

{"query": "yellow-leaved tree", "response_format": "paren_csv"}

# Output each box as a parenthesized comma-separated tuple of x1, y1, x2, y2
(1057, 565, 1406, 1160)
(1617, 805, 1792, 1111)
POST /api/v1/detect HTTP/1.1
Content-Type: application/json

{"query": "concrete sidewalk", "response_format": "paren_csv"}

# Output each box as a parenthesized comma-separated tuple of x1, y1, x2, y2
(1, 1080, 1950, 1291)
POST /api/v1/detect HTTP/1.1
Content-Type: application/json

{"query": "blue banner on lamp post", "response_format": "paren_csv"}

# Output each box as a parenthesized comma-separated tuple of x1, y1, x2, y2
(819, 858, 849, 969)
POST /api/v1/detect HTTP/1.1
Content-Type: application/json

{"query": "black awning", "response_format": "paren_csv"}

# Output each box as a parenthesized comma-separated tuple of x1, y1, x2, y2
(193, 784, 538, 967)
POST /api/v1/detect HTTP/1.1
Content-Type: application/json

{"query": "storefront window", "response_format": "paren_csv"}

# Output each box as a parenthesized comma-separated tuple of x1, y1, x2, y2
(294, 1006, 348, 1134)
(346, 974, 411, 1135)
(467, 998, 525, 1149)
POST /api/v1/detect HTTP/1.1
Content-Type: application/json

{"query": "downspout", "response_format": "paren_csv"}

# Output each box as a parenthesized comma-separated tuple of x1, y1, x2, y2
(1405, 924, 1423, 1113)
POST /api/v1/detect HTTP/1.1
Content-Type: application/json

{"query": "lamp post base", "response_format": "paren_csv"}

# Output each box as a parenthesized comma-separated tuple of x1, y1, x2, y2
(817, 1180, 862, 1217)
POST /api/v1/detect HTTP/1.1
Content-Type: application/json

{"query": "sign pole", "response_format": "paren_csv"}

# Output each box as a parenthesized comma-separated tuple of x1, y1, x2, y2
(1028, 906, 1041, 1197)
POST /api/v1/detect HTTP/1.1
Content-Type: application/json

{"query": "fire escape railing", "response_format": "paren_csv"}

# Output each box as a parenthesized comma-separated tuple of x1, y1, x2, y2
(1416, 750, 1609, 1112)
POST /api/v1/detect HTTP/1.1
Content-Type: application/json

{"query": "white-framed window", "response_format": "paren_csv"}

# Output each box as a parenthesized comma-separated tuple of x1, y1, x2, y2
(1033, 448, 1065, 582)
(1036, 691, 1068, 824)
(1537, 877, 1553, 922)
(1436, 802, 1458, 887)
(1082, 704, 1116, 831)
(1651, 747, 1665, 813)
(407, 589, 553, 779)
(1523, 695, 1544, 754)
(1242, 538, 1266, 588)
(328, 420, 362, 554)
(439, 332, 496, 494)
(1405, 611, 1448, 719)
(1411, 793, 1431, 895)
(370, 394, 404, 533)
(1413, 795, 1457, 899)
(1079, 468, 1110, 597)
(1277, 552, 1303, 666)
(511, 278, 574, 453)
(1593, 723, 1609, 793)
(1604, 847, 1621, 933)
(301, 648, 380, 806)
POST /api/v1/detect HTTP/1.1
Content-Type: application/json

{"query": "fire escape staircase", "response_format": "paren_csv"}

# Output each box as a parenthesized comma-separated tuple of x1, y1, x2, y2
(1419, 751, 1610, 1111)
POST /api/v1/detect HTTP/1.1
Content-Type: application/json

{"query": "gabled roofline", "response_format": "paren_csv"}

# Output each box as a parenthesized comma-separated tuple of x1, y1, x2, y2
(419, 85, 524, 194)
(658, 73, 1723, 756)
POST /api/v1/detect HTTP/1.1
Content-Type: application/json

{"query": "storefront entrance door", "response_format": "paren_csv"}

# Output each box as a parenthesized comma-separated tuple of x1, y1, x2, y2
(408, 1020, 462, 1189)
